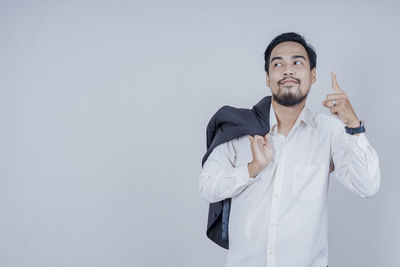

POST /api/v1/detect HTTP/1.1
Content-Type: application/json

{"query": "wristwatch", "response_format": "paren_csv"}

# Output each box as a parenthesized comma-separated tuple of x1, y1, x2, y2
(345, 120, 366, 135)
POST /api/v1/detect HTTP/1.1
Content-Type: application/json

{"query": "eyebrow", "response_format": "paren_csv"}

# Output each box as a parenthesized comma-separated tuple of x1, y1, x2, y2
(270, 55, 307, 63)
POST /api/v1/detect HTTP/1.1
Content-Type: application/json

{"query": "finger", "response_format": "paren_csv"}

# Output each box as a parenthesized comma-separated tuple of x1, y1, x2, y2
(331, 71, 344, 93)
(325, 93, 347, 101)
(255, 135, 264, 141)
(264, 138, 273, 149)
(248, 135, 253, 142)
(329, 106, 341, 116)
(322, 98, 342, 108)
(264, 133, 270, 144)
(256, 136, 266, 145)
(257, 137, 265, 145)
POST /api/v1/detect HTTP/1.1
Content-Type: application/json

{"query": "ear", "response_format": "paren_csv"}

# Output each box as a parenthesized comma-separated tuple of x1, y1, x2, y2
(310, 67, 316, 84)
(265, 72, 270, 88)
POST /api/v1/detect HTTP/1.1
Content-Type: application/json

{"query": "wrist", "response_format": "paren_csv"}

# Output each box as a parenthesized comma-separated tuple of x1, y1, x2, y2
(345, 120, 366, 135)
(248, 161, 263, 178)
(346, 120, 361, 128)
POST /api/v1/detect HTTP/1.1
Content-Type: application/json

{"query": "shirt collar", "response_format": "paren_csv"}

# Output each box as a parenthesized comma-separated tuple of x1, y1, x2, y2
(269, 101, 316, 133)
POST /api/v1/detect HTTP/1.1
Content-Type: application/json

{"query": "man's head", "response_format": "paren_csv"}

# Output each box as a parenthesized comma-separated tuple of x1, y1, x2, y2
(264, 32, 317, 107)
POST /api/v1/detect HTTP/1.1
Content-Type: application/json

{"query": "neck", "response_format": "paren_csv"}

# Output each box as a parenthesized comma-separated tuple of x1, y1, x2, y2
(272, 98, 306, 129)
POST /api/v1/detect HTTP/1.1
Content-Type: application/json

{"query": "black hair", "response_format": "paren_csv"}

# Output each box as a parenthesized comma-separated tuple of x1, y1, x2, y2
(264, 32, 317, 75)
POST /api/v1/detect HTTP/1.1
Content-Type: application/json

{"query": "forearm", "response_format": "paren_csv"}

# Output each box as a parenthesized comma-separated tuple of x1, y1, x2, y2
(333, 133, 381, 198)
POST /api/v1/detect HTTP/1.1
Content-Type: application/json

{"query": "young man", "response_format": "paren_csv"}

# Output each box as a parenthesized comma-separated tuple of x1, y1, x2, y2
(198, 32, 380, 267)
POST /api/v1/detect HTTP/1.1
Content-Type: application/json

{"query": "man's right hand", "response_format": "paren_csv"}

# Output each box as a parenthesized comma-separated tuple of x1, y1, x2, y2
(247, 133, 274, 178)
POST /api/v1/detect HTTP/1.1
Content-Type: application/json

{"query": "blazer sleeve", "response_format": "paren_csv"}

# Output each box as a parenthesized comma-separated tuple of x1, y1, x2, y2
(199, 138, 260, 203)
(330, 117, 381, 198)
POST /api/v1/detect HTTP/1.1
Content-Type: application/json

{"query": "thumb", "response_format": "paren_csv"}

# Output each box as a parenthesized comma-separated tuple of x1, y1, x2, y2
(248, 135, 253, 142)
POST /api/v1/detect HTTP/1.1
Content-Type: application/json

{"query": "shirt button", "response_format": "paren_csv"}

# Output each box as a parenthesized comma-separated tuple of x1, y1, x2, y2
(274, 193, 279, 198)
(268, 249, 273, 255)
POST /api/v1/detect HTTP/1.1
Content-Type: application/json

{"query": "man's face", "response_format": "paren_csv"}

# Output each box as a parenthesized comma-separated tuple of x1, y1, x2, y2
(266, 41, 316, 107)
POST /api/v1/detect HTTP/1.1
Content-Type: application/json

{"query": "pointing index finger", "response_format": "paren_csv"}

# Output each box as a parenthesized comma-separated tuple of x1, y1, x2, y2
(331, 71, 343, 93)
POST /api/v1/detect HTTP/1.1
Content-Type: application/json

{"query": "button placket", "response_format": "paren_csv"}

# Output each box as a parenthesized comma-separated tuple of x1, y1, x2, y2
(266, 144, 286, 267)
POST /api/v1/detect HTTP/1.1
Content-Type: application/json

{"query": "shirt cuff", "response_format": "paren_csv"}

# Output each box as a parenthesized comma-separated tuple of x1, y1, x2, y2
(348, 132, 369, 156)
(235, 163, 260, 182)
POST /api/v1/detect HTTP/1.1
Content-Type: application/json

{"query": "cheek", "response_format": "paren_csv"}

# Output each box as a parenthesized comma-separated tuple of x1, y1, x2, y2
(298, 70, 312, 84)
(266, 74, 275, 86)
(270, 73, 281, 84)
(299, 77, 313, 93)
(303, 76, 311, 84)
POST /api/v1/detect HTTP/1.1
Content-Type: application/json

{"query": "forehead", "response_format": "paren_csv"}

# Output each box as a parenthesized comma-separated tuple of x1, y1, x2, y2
(270, 41, 308, 60)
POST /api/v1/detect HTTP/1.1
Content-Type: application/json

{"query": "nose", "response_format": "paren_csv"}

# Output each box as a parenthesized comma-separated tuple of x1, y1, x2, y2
(283, 66, 295, 76)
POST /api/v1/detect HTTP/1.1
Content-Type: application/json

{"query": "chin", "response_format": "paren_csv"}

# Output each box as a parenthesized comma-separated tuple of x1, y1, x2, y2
(272, 91, 308, 107)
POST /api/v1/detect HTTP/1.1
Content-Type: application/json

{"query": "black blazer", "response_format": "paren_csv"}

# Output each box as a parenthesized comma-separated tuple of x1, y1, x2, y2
(201, 95, 272, 249)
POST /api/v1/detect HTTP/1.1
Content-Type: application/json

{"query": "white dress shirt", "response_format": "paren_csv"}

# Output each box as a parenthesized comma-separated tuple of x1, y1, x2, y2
(199, 102, 381, 267)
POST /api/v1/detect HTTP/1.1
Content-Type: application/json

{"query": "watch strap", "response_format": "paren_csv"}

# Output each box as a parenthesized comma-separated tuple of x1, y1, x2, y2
(345, 120, 366, 135)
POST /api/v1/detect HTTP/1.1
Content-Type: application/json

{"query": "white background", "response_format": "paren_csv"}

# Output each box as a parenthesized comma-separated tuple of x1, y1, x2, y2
(0, 0, 399, 266)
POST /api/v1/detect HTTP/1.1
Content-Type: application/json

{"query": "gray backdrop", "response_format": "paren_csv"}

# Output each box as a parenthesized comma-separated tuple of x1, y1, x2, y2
(1, 0, 399, 266)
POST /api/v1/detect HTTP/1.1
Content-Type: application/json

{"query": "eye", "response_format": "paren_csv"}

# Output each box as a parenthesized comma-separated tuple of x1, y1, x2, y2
(274, 62, 282, 67)
(294, 61, 302, 65)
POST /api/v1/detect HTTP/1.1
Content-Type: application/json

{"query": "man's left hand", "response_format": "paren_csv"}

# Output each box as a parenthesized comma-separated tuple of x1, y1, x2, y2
(322, 71, 361, 128)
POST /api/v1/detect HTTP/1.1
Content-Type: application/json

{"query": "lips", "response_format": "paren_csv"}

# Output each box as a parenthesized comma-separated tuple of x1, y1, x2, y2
(281, 79, 298, 85)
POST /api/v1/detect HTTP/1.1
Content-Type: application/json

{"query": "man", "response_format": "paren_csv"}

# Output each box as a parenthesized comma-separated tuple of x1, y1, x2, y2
(198, 32, 381, 267)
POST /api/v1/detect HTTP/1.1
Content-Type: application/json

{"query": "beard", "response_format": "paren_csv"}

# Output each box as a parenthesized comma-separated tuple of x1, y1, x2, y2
(272, 83, 309, 107)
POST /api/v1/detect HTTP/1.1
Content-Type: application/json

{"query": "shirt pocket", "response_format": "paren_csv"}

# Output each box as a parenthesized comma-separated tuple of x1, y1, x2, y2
(291, 163, 327, 200)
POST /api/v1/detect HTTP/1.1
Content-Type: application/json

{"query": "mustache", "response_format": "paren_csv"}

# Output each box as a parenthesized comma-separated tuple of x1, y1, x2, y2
(278, 77, 301, 85)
